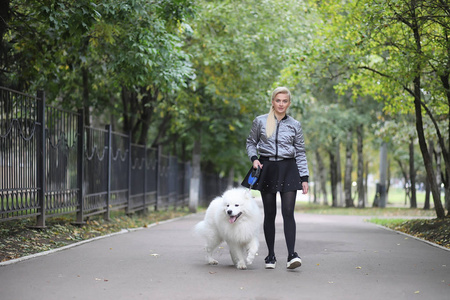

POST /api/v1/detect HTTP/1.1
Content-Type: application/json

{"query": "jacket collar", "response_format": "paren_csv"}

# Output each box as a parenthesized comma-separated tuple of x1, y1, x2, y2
(273, 114, 289, 121)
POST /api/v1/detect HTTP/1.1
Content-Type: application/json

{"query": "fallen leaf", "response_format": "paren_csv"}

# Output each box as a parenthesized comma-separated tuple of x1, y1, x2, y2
(414, 291, 420, 294)
(356, 266, 362, 269)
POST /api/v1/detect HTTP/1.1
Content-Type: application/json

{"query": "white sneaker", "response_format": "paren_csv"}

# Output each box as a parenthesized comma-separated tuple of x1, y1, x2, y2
(265, 255, 277, 269)
(287, 252, 302, 269)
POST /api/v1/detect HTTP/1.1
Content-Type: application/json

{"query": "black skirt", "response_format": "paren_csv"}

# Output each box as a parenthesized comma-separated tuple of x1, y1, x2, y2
(241, 157, 303, 193)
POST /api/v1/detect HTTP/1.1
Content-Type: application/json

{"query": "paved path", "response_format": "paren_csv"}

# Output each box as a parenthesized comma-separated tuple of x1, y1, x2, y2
(0, 201, 449, 300)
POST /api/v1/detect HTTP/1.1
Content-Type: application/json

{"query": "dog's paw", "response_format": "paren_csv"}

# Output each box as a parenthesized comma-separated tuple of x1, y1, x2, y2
(246, 254, 256, 265)
(208, 259, 219, 265)
(236, 262, 247, 270)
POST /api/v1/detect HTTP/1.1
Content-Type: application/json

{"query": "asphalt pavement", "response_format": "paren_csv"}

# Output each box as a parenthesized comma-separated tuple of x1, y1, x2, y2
(0, 198, 449, 300)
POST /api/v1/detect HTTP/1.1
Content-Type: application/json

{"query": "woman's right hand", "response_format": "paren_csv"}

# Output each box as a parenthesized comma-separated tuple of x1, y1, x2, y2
(253, 159, 263, 170)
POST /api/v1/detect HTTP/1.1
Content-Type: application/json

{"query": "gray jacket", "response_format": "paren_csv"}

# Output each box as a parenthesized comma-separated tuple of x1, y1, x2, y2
(246, 113, 309, 177)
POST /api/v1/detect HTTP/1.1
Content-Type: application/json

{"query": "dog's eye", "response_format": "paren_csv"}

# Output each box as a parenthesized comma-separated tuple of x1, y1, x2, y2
(226, 205, 229, 207)
(235, 204, 239, 207)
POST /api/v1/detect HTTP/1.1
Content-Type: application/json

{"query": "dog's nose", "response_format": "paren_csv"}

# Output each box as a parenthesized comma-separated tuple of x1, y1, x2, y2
(227, 210, 232, 215)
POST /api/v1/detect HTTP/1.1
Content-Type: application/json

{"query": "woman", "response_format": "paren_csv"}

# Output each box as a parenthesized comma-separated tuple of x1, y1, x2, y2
(241, 87, 309, 270)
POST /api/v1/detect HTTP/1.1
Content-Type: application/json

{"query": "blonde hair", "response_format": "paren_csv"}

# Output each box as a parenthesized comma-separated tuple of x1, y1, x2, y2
(266, 87, 291, 138)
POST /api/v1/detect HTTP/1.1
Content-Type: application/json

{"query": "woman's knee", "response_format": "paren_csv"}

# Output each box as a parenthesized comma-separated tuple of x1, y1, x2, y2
(281, 207, 294, 220)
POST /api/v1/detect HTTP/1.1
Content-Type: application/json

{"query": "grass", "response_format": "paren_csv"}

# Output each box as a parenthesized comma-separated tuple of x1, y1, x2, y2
(296, 203, 437, 217)
(314, 186, 432, 209)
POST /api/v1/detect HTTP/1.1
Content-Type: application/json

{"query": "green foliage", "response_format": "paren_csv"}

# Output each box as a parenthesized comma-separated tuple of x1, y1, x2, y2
(177, 0, 314, 175)
(2, 0, 449, 196)
(3, 0, 196, 145)
(369, 218, 410, 227)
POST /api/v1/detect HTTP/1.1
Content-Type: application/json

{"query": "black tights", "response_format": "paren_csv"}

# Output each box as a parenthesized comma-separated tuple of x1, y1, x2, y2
(261, 191, 297, 257)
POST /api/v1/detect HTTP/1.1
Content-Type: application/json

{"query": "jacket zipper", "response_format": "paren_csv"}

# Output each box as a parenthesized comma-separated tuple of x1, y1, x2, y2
(275, 120, 281, 159)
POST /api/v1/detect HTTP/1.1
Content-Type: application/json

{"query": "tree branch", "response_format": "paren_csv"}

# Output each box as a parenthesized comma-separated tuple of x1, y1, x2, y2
(358, 65, 416, 97)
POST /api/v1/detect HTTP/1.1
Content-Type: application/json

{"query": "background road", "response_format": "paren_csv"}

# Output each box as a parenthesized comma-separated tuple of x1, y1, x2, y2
(0, 199, 449, 300)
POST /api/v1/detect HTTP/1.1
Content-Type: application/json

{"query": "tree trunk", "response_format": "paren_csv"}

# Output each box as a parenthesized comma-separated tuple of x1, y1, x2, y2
(82, 66, 90, 127)
(423, 139, 434, 210)
(0, 0, 9, 44)
(329, 150, 338, 207)
(409, 6, 445, 218)
(312, 154, 318, 203)
(344, 130, 354, 207)
(0, 0, 11, 86)
(435, 142, 442, 195)
(409, 138, 417, 208)
(445, 177, 450, 216)
(424, 176, 431, 210)
(356, 124, 365, 208)
(189, 136, 201, 213)
(386, 157, 391, 200)
(336, 143, 343, 207)
(413, 80, 445, 217)
(364, 161, 369, 205)
(137, 88, 157, 145)
(121, 86, 139, 141)
(437, 66, 450, 216)
(395, 158, 409, 205)
(374, 142, 388, 208)
(316, 151, 328, 205)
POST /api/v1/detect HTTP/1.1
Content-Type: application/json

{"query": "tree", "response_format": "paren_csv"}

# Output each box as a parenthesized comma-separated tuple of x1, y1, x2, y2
(180, 0, 314, 178)
(351, 0, 449, 217)
(2, 0, 195, 147)
(305, 0, 449, 217)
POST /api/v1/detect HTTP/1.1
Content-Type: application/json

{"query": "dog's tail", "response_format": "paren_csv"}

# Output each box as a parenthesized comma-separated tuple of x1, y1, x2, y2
(193, 220, 207, 237)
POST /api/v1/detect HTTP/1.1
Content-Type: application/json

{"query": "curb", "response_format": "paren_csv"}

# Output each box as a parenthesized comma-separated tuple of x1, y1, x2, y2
(0, 215, 193, 267)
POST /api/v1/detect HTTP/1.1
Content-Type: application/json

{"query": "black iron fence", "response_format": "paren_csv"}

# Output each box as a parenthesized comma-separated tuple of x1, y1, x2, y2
(0, 87, 227, 227)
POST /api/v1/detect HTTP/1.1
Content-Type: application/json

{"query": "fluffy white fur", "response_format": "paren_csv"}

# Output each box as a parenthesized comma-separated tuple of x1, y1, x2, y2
(195, 188, 262, 270)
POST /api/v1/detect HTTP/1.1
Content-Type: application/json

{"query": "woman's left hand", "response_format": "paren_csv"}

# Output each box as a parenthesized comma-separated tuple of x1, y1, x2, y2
(302, 182, 309, 194)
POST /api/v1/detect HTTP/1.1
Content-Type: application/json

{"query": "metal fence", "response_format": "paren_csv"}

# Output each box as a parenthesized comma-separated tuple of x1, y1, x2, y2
(0, 87, 226, 227)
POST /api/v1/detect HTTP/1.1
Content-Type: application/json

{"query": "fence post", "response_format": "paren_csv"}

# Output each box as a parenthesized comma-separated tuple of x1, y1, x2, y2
(156, 145, 162, 211)
(104, 124, 111, 221)
(36, 90, 46, 228)
(143, 144, 147, 212)
(75, 109, 85, 224)
(126, 132, 132, 214)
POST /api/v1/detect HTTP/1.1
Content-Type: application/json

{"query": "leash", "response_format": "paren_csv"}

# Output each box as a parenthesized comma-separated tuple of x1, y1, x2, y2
(247, 166, 261, 190)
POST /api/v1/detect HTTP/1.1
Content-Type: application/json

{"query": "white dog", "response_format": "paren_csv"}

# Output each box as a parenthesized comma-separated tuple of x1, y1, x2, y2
(195, 188, 262, 270)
